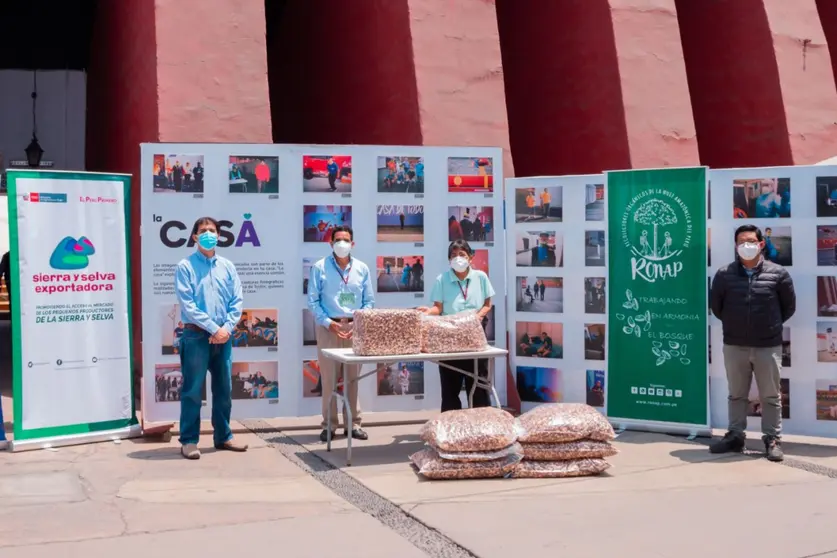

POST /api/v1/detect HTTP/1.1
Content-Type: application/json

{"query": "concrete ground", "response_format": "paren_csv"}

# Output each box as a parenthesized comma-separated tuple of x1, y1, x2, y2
(3, 408, 837, 558)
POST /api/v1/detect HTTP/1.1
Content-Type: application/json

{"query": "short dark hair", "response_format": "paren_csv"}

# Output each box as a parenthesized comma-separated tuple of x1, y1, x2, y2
(331, 225, 353, 241)
(448, 239, 473, 259)
(191, 217, 219, 237)
(734, 224, 763, 243)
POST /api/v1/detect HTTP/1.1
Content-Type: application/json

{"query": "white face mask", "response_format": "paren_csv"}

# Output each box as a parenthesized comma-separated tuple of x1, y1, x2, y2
(332, 240, 352, 258)
(450, 256, 470, 273)
(737, 242, 760, 261)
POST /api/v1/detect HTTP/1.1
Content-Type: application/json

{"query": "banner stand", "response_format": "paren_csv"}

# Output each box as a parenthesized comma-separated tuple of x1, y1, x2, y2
(8, 424, 142, 452)
(0, 399, 6, 449)
(608, 419, 711, 439)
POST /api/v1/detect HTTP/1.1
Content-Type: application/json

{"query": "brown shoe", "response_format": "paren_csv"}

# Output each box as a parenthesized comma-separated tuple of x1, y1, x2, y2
(214, 438, 248, 452)
(181, 444, 201, 460)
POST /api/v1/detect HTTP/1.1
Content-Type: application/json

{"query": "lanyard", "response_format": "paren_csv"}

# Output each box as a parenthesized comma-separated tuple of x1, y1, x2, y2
(333, 257, 352, 285)
(457, 279, 470, 300)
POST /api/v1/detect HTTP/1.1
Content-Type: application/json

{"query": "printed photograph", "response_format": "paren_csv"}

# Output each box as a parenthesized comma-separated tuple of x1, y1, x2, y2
(732, 178, 790, 219)
(515, 232, 564, 267)
(817, 225, 837, 266)
(586, 370, 605, 408)
(516, 276, 563, 313)
(448, 206, 494, 242)
(515, 322, 563, 359)
(816, 176, 837, 217)
(584, 277, 606, 314)
(816, 380, 837, 420)
(152, 154, 205, 193)
(303, 257, 315, 295)
(160, 304, 183, 355)
(303, 155, 352, 192)
(377, 361, 425, 396)
(302, 309, 317, 346)
(232, 361, 279, 400)
(748, 377, 789, 419)
(817, 277, 837, 317)
(585, 231, 606, 266)
(302, 360, 322, 398)
(154, 364, 206, 403)
(228, 156, 279, 194)
(756, 226, 792, 267)
(514, 186, 562, 223)
(377, 156, 424, 193)
(377, 205, 424, 242)
(585, 324, 606, 361)
(782, 326, 791, 367)
(472, 249, 490, 276)
(585, 184, 605, 221)
(376, 256, 424, 293)
(303, 205, 352, 242)
(517, 366, 563, 403)
(232, 309, 278, 348)
(483, 306, 496, 343)
(448, 157, 494, 193)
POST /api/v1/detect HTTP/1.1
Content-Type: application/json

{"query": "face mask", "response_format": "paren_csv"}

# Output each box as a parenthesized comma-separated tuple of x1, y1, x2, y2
(737, 242, 760, 261)
(198, 231, 217, 250)
(333, 241, 352, 258)
(450, 256, 470, 273)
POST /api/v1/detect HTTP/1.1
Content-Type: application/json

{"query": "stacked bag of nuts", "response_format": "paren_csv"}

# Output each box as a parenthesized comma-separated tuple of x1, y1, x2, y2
(410, 403, 617, 480)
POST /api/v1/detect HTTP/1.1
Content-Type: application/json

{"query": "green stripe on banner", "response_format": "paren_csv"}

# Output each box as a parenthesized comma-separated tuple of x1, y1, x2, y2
(606, 167, 708, 426)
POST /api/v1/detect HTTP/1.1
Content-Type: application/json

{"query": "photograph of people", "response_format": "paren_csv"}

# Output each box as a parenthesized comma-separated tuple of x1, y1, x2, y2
(816, 176, 837, 217)
(817, 226, 837, 266)
(516, 322, 563, 358)
(376, 256, 424, 293)
(514, 186, 562, 222)
(160, 304, 185, 355)
(376, 205, 424, 242)
(515, 277, 563, 313)
(377, 156, 424, 193)
(303, 205, 352, 242)
(817, 322, 837, 363)
(585, 231, 605, 266)
(174, 216, 248, 459)
(516, 366, 562, 403)
(303, 155, 352, 192)
(584, 278, 606, 314)
(302, 359, 322, 397)
(586, 370, 605, 408)
(231, 362, 279, 400)
(732, 178, 791, 219)
(232, 309, 278, 347)
(418, 240, 495, 412)
(154, 364, 206, 403)
(307, 226, 374, 442)
(516, 232, 563, 267)
(585, 184, 604, 221)
(447, 157, 493, 193)
(228, 156, 279, 194)
(709, 224, 796, 462)
(376, 362, 424, 396)
(448, 206, 494, 242)
(152, 154, 205, 193)
(584, 324, 605, 360)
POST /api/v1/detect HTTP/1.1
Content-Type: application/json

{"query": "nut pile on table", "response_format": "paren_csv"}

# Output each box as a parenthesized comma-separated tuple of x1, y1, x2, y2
(410, 403, 617, 480)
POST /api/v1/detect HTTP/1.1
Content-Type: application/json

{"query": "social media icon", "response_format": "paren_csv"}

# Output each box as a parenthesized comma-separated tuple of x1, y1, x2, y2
(656, 389, 664, 396)
(675, 390, 682, 398)
(665, 389, 673, 397)
(639, 388, 647, 395)
(631, 387, 638, 394)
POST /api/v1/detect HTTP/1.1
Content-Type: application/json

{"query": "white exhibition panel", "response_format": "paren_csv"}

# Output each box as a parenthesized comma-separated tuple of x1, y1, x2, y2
(140, 144, 506, 422)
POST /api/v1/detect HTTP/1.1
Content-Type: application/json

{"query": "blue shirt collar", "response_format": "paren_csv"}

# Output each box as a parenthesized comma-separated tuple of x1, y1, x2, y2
(194, 249, 217, 264)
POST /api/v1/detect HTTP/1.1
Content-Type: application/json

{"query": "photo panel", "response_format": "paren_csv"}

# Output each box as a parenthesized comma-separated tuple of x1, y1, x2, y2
(585, 183, 604, 221)
(448, 157, 494, 193)
(153, 364, 206, 404)
(816, 380, 837, 420)
(816, 176, 837, 217)
(817, 322, 837, 362)
(816, 225, 837, 266)
(160, 303, 182, 355)
(377, 156, 424, 193)
(303, 205, 352, 242)
(585, 230, 606, 266)
(302, 359, 322, 398)
(228, 155, 279, 194)
(515, 231, 564, 268)
(448, 206, 494, 242)
(483, 306, 497, 343)
(377, 361, 425, 396)
(302, 309, 317, 346)
(762, 226, 792, 266)
(584, 323, 606, 361)
(303, 257, 315, 295)
(515, 321, 563, 359)
(515, 276, 563, 313)
(231, 361, 279, 400)
(151, 153, 205, 193)
(377, 205, 425, 243)
(514, 185, 562, 223)
(584, 277, 606, 314)
(732, 177, 790, 219)
(233, 309, 278, 348)
(817, 276, 837, 317)
(516, 366, 563, 403)
(586, 369, 605, 408)
(303, 155, 352, 193)
(376, 256, 425, 293)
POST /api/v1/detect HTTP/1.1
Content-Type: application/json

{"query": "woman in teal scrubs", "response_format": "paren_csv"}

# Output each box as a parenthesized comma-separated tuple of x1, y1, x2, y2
(419, 240, 495, 411)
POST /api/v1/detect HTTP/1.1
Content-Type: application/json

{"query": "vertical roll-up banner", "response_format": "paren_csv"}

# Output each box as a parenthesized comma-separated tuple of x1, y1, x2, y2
(606, 167, 710, 435)
(6, 170, 139, 451)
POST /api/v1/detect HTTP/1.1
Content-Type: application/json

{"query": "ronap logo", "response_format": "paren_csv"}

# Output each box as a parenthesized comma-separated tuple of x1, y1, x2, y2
(49, 236, 95, 270)
(155, 213, 261, 248)
(620, 189, 693, 283)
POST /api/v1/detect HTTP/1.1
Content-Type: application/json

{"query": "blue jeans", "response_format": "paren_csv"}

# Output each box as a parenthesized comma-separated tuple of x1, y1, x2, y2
(178, 328, 233, 446)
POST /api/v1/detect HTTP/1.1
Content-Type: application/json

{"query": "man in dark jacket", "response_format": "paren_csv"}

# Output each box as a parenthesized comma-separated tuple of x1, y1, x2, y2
(710, 224, 795, 461)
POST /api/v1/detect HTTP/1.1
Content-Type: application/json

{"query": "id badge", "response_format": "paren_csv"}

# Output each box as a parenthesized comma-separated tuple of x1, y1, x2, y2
(339, 291, 356, 306)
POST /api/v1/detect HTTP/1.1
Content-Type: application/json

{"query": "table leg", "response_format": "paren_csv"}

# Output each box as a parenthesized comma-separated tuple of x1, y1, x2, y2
(345, 363, 354, 467)
(489, 357, 501, 409)
(327, 365, 337, 452)
(468, 358, 479, 407)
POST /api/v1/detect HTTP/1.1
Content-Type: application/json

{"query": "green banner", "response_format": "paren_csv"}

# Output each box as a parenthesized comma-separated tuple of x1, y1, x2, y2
(606, 167, 708, 426)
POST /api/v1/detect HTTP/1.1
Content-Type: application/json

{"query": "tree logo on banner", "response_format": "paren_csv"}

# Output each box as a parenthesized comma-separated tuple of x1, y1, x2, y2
(620, 189, 693, 283)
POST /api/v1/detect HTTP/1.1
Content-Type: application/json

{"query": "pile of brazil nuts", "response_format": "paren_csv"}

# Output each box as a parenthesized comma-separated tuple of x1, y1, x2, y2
(421, 310, 488, 354)
(513, 458, 611, 478)
(410, 447, 521, 480)
(352, 308, 422, 356)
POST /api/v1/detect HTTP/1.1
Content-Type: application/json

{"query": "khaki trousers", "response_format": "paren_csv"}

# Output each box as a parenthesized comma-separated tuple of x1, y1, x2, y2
(722, 344, 782, 437)
(316, 325, 362, 430)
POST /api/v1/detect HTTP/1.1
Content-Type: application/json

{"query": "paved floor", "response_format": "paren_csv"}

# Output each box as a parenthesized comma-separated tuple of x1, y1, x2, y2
(3, 412, 837, 557)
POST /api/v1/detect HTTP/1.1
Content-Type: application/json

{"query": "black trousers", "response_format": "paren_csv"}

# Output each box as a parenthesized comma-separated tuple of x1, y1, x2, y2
(439, 358, 490, 412)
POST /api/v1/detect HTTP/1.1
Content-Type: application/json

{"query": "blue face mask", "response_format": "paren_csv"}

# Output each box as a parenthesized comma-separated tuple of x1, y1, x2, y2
(198, 231, 218, 250)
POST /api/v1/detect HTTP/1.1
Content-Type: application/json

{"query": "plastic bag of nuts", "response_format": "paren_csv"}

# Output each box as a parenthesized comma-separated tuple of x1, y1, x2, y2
(352, 309, 422, 356)
(410, 447, 521, 480)
(421, 311, 488, 354)
(420, 407, 520, 452)
(521, 440, 618, 461)
(512, 458, 611, 478)
(517, 403, 616, 444)
(435, 442, 523, 463)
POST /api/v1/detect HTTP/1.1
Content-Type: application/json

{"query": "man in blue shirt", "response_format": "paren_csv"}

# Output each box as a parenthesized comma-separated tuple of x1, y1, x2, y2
(174, 217, 246, 460)
(327, 158, 339, 191)
(308, 226, 375, 442)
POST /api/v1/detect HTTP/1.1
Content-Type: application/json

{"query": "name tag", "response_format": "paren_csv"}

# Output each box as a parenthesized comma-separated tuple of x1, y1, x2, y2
(339, 292, 356, 306)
